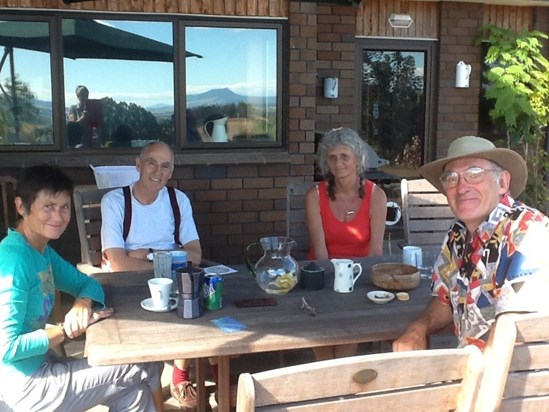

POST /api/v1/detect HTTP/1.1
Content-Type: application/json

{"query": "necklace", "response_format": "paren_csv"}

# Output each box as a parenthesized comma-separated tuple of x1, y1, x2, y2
(345, 210, 356, 219)
(337, 195, 359, 222)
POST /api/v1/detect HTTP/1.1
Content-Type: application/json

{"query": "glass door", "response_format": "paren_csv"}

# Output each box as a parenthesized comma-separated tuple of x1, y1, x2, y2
(356, 39, 437, 175)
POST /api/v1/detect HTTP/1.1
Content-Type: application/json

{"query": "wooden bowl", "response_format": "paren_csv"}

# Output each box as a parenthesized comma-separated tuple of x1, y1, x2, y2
(370, 263, 420, 291)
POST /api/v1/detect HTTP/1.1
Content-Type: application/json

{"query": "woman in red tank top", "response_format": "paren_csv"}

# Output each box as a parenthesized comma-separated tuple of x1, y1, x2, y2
(305, 128, 387, 260)
(305, 127, 388, 360)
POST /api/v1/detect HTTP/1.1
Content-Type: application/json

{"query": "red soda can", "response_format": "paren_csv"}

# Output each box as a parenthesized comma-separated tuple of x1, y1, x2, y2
(204, 274, 223, 310)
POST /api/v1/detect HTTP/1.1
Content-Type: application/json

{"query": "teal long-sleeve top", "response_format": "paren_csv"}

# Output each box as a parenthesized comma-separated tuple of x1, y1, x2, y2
(0, 229, 106, 378)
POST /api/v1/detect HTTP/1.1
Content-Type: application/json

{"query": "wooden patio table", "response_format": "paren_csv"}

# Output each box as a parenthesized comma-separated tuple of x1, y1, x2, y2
(85, 255, 436, 412)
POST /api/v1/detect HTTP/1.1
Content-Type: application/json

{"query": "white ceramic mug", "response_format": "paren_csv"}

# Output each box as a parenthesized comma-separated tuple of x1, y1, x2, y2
(332, 259, 363, 293)
(153, 251, 172, 279)
(148, 278, 173, 309)
(403, 246, 423, 268)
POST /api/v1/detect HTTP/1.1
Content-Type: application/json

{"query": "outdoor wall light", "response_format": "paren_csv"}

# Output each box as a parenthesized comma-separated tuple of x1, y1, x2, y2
(388, 13, 413, 29)
(455, 61, 472, 88)
(324, 77, 339, 99)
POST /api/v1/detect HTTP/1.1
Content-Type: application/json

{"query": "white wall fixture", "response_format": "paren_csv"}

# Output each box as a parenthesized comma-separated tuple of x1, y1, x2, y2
(388, 13, 413, 29)
(455, 61, 471, 88)
(324, 77, 338, 99)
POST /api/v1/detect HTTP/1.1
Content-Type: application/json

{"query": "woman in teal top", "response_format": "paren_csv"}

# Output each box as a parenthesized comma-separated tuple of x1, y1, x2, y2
(0, 165, 163, 412)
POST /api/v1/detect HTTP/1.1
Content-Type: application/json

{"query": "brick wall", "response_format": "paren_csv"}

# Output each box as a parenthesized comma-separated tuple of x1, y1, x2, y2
(316, 4, 358, 132)
(436, 2, 484, 158)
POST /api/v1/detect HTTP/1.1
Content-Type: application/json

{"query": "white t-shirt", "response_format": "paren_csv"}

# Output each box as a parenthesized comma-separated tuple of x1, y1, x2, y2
(100, 185, 199, 252)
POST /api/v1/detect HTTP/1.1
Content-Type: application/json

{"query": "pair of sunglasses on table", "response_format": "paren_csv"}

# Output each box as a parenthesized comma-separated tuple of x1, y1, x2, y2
(439, 166, 501, 189)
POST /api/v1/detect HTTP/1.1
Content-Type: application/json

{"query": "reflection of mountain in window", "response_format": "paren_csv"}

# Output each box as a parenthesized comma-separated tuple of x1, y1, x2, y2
(186, 26, 278, 143)
(0, 16, 283, 151)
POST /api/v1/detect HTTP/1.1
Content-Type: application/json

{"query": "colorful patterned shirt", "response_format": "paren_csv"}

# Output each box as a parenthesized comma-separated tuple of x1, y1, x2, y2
(432, 194, 549, 348)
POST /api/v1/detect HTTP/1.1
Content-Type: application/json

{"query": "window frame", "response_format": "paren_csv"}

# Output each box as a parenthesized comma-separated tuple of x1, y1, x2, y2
(0, 10, 288, 154)
(354, 38, 438, 164)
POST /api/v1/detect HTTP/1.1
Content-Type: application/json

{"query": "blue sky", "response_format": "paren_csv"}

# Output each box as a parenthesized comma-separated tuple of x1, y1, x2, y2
(0, 19, 277, 108)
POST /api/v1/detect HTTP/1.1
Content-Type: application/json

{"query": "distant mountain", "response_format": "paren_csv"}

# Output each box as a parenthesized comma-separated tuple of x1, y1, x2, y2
(186, 87, 246, 108)
(31, 88, 275, 122)
(147, 88, 275, 119)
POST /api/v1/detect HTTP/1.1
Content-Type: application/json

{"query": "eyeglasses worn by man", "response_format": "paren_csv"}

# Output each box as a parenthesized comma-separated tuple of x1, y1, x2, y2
(393, 135, 549, 352)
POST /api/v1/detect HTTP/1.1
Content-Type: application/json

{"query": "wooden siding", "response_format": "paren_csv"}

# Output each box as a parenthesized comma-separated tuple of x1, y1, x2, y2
(357, 1, 440, 38)
(0, 0, 288, 16)
(356, 1, 534, 38)
(483, 4, 533, 31)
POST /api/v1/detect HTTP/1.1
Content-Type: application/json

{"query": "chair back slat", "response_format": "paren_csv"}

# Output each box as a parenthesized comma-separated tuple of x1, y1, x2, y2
(0, 176, 17, 236)
(401, 178, 454, 246)
(73, 186, 112, 270)
(475, 312, 549, 412)
(286, 181, 316, 261)
(237, 346, 484, 412)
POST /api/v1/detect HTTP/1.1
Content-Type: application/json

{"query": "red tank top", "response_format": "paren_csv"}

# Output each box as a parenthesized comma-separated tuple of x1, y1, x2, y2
(308, 180, 373, 259)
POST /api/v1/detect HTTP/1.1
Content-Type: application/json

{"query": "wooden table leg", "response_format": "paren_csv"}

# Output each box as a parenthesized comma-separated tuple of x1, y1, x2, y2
(195, 358, 207, 412)
(217, 356, 231, 412)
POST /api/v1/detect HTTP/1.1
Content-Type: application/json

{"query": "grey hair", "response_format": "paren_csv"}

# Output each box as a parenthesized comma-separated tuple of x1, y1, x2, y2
(488, 160, 504, 182)
(315, 127, 369, 178)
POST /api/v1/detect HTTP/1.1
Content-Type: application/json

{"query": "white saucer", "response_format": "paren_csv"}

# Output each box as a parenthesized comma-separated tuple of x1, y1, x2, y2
(367, 290, 395, 304)
(140, 297, 178, 312)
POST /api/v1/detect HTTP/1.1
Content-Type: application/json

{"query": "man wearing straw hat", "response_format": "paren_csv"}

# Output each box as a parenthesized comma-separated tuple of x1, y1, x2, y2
(393, 136, 549, 351)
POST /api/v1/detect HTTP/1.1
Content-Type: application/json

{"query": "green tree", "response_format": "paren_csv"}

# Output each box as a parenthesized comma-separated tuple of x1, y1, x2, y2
(101, 97, 167, 144)
(477, 24, 549, 210)
(0, 74, 43, 144)
(361, 51, 425, 164)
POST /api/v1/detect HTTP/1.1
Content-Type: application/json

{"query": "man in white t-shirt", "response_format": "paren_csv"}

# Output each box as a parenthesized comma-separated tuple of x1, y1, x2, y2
(101, 141, 202, 409)
(101, 141, 201, 270)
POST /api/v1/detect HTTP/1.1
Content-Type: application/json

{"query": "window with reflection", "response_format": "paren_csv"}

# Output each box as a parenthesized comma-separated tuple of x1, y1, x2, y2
(358, 39, 436, 172)
(185, 26, 278, 144)
(63, 19, 175, 149)
(0, 20, 53, 147)
(0, 13, 283, 152)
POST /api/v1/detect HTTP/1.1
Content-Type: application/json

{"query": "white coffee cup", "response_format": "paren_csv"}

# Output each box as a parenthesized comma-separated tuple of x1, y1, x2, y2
(403, 246, 423, 268)
(332, 259, 363, 293)
(153, 251, 172, 279)
(148, 278, 173, 309)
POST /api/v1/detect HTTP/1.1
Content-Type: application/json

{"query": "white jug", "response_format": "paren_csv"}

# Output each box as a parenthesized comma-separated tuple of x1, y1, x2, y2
(331, 258, 362, 293)
(455, 61, 471, 88)
(204, 116, 228, 142)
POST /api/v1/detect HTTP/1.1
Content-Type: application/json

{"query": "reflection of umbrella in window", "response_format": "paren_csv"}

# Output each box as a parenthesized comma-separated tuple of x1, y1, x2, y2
(0, 19, 202, 140)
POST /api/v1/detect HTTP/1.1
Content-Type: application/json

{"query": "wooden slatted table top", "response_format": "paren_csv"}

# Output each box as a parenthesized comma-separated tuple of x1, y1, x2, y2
(85, 255, 434, 366)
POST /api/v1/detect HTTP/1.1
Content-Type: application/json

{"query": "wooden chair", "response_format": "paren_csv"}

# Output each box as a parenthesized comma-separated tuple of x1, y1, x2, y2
(475, 312, 549, 412)
(286, 181, 316, 261)
(0, 175, 17, 237)
(73, 186, 112, 274)
(236, 346, 484, 412)
(400, 178, 455, 247)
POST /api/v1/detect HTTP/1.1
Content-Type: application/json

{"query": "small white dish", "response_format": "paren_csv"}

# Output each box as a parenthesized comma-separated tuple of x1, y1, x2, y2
(367, 290, 395, 304)
(204, 265, 237, 275)
(140, 297, 178, 313)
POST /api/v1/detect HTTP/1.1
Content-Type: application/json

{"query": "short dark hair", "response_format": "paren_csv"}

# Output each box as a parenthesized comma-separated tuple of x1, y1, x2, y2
(16, 165, 74, 212)
(75, 85, 89, 96)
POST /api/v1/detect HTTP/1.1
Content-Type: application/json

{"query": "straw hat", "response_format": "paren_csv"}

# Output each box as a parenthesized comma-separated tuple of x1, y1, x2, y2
(419, 136, 527, 197)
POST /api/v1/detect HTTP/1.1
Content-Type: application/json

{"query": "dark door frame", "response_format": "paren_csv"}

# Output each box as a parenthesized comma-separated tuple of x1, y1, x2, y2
(354, 38, 438, 164)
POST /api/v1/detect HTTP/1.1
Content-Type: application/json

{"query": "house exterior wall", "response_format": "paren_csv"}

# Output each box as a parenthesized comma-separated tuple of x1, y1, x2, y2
(0, 0, 546, 264)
